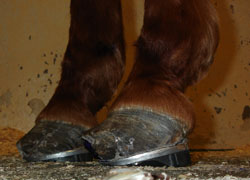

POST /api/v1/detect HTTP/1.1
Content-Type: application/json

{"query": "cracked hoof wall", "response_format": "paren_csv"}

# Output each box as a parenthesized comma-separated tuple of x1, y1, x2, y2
(83, 109, 190, 167)
(17, 121, 92, 162)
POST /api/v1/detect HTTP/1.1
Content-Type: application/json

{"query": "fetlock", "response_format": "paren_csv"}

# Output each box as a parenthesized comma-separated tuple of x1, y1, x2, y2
(17, 0, 125, 162)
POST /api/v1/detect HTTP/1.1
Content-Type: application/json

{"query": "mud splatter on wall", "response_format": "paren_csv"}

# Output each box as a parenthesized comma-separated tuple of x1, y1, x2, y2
(0, 0, 249, 149)
(0, 0, 69, 131)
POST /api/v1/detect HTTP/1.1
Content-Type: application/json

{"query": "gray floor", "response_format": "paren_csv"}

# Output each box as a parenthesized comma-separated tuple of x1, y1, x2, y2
(0, 155, 250, 180)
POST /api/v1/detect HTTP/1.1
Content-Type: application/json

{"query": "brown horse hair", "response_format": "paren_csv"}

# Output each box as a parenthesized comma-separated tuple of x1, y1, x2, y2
(111, 0, 219, 132)
(37, 0, 125, 128)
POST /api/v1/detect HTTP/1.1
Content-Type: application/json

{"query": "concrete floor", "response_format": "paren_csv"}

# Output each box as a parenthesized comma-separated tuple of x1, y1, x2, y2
(1, 154, 250, 180)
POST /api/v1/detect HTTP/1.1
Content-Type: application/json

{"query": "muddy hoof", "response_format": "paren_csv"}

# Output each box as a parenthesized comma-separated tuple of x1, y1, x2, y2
(83, 109, 191, 167)
(16, 120, 92, 162)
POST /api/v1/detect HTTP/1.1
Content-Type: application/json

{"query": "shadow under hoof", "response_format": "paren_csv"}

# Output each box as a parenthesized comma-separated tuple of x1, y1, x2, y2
(16, 120, 93, 162)
(83, 109, 191, 167)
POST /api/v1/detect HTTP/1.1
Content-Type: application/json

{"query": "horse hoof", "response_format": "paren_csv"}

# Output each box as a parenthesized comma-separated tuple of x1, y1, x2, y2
(16, 120, 93, 162)
(83, 109, 191, 167)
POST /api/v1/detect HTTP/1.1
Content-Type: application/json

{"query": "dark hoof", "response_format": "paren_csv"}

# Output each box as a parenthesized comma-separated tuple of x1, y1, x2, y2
(83, 109, 191, 167)
(16, 120, 93, 162)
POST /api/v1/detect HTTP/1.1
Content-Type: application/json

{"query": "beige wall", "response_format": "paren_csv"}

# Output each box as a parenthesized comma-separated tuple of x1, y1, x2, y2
(187, 0, 250, 149)
(0, 0, 70, 131)
(0, 0, 249, 149)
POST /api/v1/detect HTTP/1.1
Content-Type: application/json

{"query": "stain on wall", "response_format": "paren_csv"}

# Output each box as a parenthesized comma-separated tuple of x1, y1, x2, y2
(242, 105, 250, 121)
(241, 106, 250, 131)
(0, 90, 12, 107)
(0, 0, 249, 149)
(27, 98, 45, 117)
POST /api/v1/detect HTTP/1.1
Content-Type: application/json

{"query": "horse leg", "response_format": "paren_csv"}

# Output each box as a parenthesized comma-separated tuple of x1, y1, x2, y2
(83, 0, 219, 166)
(17, 0, 125, 162)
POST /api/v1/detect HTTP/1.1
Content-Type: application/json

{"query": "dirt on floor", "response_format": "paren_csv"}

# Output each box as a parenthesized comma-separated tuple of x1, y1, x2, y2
(1, 127, 250, 179)
(0, 127, 24, 156)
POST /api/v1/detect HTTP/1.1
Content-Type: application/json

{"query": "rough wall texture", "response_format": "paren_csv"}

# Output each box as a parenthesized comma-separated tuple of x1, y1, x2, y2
(187, 0, 250, 149)
(0, 0, 249, 149)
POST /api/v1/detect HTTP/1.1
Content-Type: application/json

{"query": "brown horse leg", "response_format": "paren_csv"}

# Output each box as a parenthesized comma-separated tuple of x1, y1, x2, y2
(17, 0, 125, 162)
(83, 0, 219, 166)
